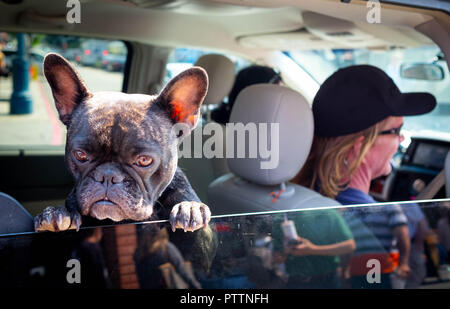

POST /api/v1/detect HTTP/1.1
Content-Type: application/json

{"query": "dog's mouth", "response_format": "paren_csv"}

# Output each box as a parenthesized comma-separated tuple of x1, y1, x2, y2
(80, 189, 154, 222)
(94, 196, 116, 206)
(89, 196, 125, 221)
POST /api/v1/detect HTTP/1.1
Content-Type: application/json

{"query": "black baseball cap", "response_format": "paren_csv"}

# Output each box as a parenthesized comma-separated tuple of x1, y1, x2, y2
(312, 65, 437, 137)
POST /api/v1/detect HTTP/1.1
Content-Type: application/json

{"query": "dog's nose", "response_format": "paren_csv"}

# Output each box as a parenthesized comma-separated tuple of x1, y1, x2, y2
(95, 173, 124, 185)
(93, 165, 124, 185)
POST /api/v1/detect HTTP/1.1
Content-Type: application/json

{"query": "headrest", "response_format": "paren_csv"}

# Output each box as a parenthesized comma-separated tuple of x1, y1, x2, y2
(227, 84, 313, 186)
(194, 54, 235, 105)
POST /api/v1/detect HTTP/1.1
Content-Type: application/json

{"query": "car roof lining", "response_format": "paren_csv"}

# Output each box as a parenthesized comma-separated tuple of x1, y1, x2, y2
(0, 0, 446, 55)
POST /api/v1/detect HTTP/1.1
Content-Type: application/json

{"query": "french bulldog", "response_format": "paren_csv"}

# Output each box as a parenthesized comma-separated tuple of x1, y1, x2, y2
(34, 53, 212, 234)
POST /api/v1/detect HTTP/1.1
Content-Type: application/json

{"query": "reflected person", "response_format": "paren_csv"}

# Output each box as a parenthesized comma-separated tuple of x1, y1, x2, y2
(134, 226, 201, 289)
(437, 203, 450, 264)
(271, 210, 355, 289)
(402, 203, 429, 288)
(73, 228, 111, 288)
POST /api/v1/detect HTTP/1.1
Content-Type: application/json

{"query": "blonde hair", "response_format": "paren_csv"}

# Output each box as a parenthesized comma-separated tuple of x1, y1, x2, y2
(293, 120, 387, 199)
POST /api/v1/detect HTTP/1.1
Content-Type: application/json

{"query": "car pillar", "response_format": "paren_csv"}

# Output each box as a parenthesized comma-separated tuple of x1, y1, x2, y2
(10, 33, 33, 115)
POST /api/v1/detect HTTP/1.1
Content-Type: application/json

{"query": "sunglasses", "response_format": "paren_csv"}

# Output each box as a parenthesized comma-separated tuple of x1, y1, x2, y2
(379, 124, 403, 136)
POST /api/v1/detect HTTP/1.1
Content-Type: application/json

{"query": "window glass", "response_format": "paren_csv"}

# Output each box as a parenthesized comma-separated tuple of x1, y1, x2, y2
(0, 33, 128, 147)
(164, 47, 252, 92)
(1, 200, 449, 289)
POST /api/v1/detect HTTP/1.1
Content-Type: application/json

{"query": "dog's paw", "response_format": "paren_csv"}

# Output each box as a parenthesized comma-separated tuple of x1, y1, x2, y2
(34, 206, 82, 232)
(169, 201, 211, 232)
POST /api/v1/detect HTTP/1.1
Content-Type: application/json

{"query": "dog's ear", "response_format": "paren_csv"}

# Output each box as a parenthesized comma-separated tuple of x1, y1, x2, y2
(157, 67, 208, 132)
(43, 53, 90, 126)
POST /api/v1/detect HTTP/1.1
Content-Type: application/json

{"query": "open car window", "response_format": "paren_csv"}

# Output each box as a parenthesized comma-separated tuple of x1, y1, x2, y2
(1, 199, 450, 289)
(0, 33, 129, 219)
(164, 47, 252, 86)
(0, 33, 128, 148)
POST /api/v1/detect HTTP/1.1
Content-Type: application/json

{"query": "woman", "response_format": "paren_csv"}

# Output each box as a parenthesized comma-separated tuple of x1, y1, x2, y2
(293, 65, 436, 288)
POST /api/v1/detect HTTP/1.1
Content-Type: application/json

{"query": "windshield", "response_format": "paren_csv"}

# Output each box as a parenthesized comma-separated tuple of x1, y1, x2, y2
(288, 45, 450, 142)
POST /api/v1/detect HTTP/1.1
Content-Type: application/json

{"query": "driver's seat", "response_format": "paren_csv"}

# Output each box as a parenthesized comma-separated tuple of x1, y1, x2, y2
(208, 84, 341, 215)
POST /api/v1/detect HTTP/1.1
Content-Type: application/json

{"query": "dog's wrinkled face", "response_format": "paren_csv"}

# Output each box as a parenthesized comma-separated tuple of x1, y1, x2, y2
(67, 92, 177, 222)
(43, 53, 208, 222)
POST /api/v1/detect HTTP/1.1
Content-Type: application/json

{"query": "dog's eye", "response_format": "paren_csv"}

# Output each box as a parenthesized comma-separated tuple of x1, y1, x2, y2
(135, 155, 153, 167)
(73, 150, 89, 163)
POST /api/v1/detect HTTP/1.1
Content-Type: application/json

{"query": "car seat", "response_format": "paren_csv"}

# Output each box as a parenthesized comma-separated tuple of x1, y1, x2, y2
(0, 192, 34, 234)
(194, 53, 235, 121)
(208, 84, 341, 215)
(177, 54, 235, 202)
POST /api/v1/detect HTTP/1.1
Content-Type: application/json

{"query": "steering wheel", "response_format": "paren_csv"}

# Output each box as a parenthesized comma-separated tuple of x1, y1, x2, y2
(416, 151, 450, 200)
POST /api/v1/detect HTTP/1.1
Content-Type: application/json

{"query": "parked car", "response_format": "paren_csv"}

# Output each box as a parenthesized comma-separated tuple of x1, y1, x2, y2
(61, 48, 82, 62)
(79, 39, 108, 67)
(101, 52, 126, 71)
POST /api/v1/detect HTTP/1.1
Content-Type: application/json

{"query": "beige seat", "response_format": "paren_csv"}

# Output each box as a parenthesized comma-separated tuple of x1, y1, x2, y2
(177, 54, 235, 202)
(208, 84, 341, 215)
(194, 53, 235, 121)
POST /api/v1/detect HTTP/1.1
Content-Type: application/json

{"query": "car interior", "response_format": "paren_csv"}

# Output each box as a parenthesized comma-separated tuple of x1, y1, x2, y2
(0, 0, 449, 289)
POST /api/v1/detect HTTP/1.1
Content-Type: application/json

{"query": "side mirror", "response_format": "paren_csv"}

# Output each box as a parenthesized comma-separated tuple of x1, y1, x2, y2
(400, 63, 445, 81)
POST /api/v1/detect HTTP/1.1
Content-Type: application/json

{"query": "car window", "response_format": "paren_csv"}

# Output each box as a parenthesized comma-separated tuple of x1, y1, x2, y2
(0, 33, 129, 218)
(0, 33, 128, 148)
(164, 47, 252, 92)
(1, 199, 449, 289)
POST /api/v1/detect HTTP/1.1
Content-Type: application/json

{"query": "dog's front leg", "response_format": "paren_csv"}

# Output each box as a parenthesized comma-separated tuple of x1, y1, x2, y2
(158, 168, 211, 233)
(158, 168, 217, 274)
(169, 201, 211, 232)
(34, 189, 82, 232)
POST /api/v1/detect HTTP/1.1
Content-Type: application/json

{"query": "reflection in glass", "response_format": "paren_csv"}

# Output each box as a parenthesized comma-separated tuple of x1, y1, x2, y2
(134, 225, 201, 289)
(1, 200, 450, 289)
(271, 209, 354, 289)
